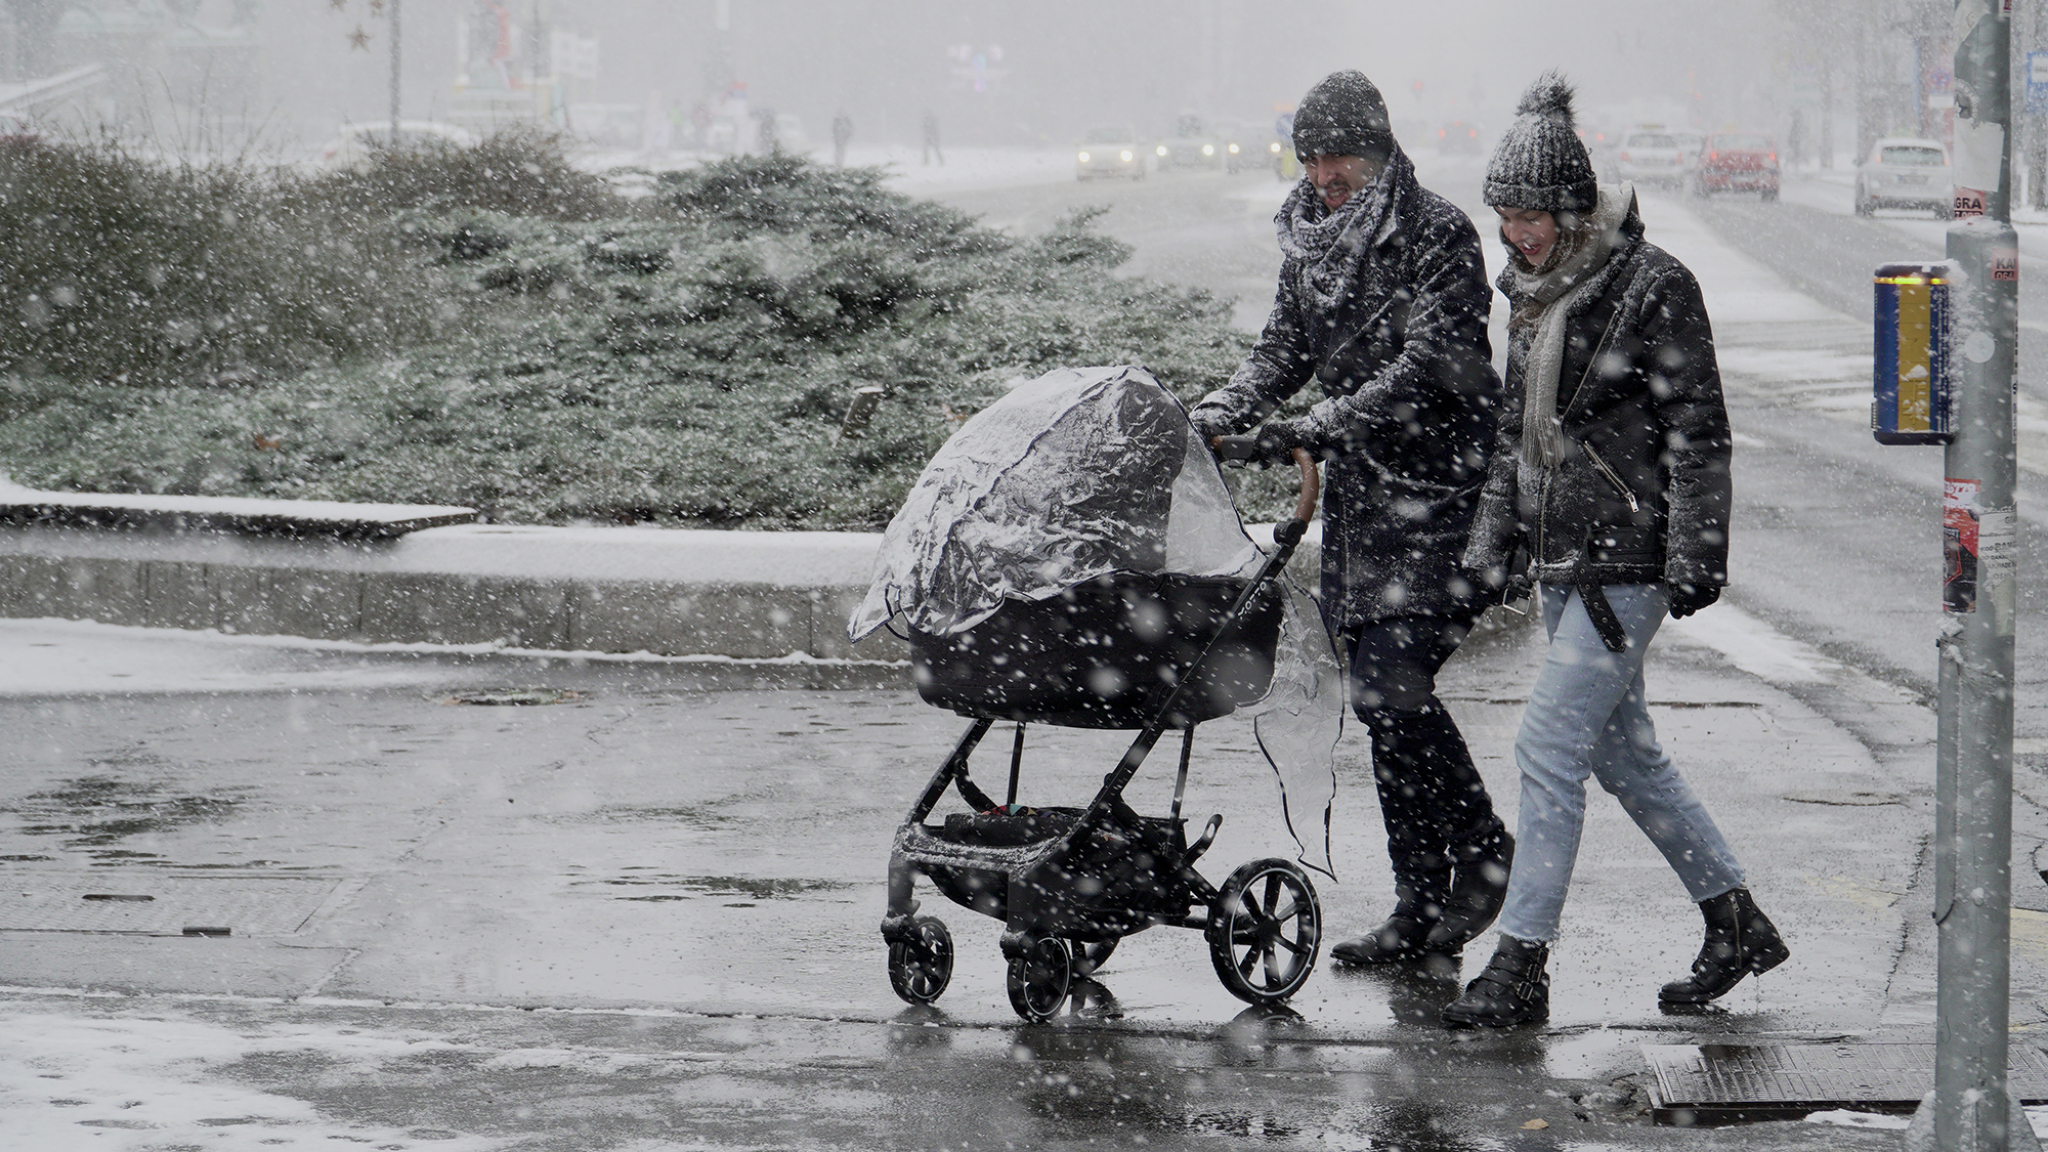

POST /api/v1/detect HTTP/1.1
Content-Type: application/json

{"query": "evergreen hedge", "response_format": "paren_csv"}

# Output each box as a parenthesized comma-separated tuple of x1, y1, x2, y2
(0, 137, 1259, 528)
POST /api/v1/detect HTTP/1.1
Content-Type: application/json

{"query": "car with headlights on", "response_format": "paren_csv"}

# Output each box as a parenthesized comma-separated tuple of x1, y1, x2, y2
(1076, 125, 1148, 181)
(1157, 114, 1225, 170)
(1690, 131, 1779, 199)
(1613, 126, 1690, 188)
(1855, 137, 1952, 217)
(1435, 120, 1484, 156)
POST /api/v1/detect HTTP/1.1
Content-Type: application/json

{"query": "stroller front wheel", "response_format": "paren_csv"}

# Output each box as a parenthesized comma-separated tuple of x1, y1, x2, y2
(1006, 936, 1073, 1021)
(887, 916, 955, 1004)
(1207, 858, 1322, 1005)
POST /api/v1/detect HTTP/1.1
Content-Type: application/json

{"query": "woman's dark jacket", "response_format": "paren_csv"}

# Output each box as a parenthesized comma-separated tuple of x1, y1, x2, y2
(1461, 202, 1731, 592)
(1189, 148, 1502, 629)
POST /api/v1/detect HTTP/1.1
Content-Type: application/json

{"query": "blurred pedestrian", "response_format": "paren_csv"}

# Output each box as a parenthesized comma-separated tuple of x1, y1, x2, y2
(921, 110, 943, 166)
(832, 110, 854, 166)
(1443, 72, 1786, 1029)
(1188, 70, 1513, 969)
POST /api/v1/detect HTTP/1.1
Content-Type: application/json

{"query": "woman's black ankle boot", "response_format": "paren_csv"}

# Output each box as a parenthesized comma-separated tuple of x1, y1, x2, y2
(1659, 887, 1789, 1005)
(1440, 934, 1549, 1028)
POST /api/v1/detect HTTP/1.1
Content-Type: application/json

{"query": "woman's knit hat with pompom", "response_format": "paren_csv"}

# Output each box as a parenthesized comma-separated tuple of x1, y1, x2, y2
(1484, 72, 1599, 213)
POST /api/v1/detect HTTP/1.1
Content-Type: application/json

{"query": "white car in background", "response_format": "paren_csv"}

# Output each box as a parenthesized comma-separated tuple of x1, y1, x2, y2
(1613, 126, 1690, 188)
(1855, 137, 1952, 218)
(318, 121, 477, 168)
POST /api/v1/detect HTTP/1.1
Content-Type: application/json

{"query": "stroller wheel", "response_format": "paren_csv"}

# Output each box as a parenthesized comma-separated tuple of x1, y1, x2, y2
(887, 916, 954, 1004)
(1207, 858, 1322, 1005)
(1066, 937, 1119, 978)
(1006, 936, 1072, 1022)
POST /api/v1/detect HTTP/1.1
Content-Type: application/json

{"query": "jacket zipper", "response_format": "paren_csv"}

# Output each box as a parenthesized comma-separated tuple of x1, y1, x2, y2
(1582, 444, 1640, 512)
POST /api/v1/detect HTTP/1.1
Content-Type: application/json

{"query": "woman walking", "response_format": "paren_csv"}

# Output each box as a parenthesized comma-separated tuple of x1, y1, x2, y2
(1442, 73, 1787, 1028)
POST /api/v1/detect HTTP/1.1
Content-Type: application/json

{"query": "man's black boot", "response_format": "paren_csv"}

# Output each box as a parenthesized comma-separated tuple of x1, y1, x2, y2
(1425, 824, 1514, 952)
(1659, 887, 1789, 1005)
(1331, 877, 1449, 966)
(1440, 934, 1549, 1028)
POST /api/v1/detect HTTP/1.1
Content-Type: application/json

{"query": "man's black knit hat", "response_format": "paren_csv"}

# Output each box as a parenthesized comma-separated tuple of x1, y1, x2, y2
(1484, 71, 1599, 213)
(1292, 71, 1393, 163)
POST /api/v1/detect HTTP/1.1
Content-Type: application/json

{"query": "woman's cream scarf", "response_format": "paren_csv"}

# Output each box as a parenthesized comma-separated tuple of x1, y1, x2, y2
(1502, 185, 1632, 469)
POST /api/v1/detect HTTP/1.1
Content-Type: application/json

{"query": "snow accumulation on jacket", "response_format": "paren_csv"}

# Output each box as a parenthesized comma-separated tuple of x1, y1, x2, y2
(1461, 197, 1732, 592)
(1189, 146, 1502, 629)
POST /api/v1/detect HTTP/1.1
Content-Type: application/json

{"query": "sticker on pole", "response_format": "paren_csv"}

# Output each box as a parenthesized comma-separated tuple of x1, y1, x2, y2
(1944, 478, 1981, 613)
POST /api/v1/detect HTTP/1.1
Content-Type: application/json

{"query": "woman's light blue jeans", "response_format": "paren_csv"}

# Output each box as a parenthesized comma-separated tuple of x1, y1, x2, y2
(1496, 583, 1747, 943)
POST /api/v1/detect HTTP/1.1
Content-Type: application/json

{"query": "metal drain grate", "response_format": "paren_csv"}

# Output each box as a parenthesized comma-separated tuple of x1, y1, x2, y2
(0, 874, 346, 936)
(1645, 1042, 2048, 1125)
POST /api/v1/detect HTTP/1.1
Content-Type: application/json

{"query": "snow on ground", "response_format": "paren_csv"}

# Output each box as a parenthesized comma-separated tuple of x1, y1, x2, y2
(1635, 189, 1848, 326)
(0, 1005, 508, 1151)
(0, 618, 473, 696)
(1663, 601, 1845, 686)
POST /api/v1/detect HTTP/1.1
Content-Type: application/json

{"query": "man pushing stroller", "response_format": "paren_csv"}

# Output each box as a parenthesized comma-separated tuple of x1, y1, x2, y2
(1189, 70, 1514, 967)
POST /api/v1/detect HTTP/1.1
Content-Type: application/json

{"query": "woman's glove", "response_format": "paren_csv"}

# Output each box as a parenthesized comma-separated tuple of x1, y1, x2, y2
(1666, 581, 1721, 619)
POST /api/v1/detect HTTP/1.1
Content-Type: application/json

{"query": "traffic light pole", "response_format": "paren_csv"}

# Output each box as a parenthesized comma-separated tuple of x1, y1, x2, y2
(1921, 2, 2025, 1149)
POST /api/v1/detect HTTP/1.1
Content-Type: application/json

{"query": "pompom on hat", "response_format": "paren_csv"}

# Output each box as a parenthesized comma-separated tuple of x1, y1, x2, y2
(1291, 70, 1394, 163)
(1484, 71, 1599, 213)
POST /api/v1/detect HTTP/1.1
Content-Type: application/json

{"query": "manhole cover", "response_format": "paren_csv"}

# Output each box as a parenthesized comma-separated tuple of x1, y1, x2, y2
(442, 688, 584, 706)
(0, 874, 346, 936)
(1645, 1042, 2048, 1125)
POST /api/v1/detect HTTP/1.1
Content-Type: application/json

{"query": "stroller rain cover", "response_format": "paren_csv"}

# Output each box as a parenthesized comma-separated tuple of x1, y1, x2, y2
(848, 365, 1346, 875)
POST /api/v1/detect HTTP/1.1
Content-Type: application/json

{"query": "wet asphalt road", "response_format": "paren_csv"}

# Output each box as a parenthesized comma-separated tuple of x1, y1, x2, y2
(1, 157, 2043, 1149)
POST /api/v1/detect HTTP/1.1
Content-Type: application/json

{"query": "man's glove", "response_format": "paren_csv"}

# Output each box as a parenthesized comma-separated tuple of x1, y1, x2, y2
(1666, 581, 1721, 619)
(1212, 420, 1308, 467)
(1250, 418, 1310, 467)
(1188, 408, 1231, 445)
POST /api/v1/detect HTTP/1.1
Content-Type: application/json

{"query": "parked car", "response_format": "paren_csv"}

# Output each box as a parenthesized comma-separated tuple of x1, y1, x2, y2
(1076, 125, 1148, 181)
(1157, 113, 1225, 170)
(1613, 126, 1690, 188)
(1856, 137, 1952, 218)
(1690, 131, 1780, 199)
(319, 120, 477, 168)
(1435, 120, 1484, 156)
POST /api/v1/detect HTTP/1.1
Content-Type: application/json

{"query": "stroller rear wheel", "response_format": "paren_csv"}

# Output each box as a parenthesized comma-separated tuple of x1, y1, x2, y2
(1207, 858, 1322, 1005)
(887, 916, 954, 1004)
(1066, 937, 1118, 978)
(1006, 936, 1073, 1021)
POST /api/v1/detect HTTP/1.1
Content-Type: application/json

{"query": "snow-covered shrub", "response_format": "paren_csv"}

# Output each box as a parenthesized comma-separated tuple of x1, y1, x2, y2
(0, 136, 434, 387)
(0, 151, 1256, 528)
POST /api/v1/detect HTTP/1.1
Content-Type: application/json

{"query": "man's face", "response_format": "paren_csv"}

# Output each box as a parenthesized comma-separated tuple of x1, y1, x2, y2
(1495, 205, 1560, 266)
(1302, 154, 1379, 211)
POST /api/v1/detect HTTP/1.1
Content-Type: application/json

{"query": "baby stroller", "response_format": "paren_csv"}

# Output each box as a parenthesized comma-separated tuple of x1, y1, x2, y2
(849, 366, 1341, 1022)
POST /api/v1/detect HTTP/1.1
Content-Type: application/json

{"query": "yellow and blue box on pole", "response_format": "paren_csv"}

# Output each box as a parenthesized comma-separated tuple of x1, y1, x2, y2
(1873, 261, 1954, 445)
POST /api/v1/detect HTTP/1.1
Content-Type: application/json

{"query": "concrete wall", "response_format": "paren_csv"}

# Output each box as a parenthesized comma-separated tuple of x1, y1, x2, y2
(0, 529, 908, 663)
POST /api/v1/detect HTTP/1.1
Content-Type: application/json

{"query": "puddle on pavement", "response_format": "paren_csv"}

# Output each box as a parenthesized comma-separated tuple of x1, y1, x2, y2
(589, 874, 855, 902)
(0, 773, 251, 860)
(571, 804, 738, 829)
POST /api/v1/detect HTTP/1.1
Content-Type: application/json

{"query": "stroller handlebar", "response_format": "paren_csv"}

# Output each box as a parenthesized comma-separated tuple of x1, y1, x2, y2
(1287, 448, 1318, 527)
(1209, 436, 1319, 528)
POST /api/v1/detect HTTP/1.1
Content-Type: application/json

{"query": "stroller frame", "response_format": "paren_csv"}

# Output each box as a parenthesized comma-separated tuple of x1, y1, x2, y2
(882, 450, 1326, 1021)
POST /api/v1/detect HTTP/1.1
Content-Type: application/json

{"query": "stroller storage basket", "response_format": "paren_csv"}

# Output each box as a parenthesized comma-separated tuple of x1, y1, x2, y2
(906, 802, 1195, 933)
(909, 571, 1283, 728)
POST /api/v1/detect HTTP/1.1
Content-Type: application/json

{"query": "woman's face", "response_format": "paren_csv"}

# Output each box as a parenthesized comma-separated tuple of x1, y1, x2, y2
(1495, 206, 1559, 266)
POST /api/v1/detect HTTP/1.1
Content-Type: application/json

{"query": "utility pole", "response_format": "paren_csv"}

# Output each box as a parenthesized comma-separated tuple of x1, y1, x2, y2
(389, 0, 401, 144)
(1912, 2, 2025, 1150)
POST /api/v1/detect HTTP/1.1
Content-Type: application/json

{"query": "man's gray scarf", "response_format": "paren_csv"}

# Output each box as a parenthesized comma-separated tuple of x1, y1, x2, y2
(1275, 153, 1404, 314)
(1501, 185, 1632, 469)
